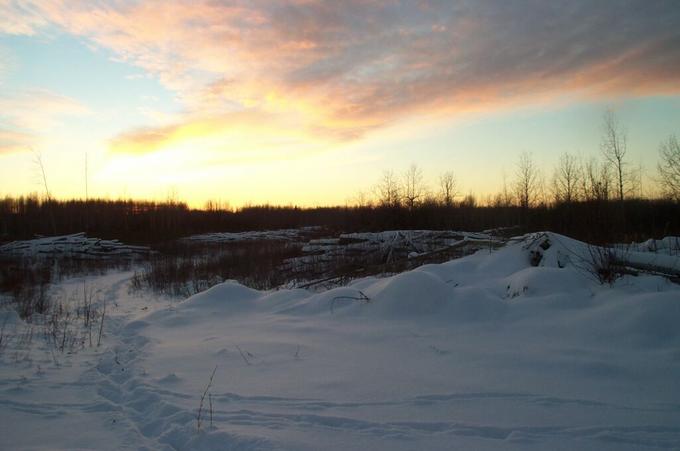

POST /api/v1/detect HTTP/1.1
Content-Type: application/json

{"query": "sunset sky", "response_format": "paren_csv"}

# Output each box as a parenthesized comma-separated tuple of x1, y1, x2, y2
(1, 1, 679, 207)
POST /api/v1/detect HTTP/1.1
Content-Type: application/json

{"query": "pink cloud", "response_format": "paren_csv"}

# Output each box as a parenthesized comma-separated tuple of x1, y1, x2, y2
(0, 129, 32, 155)
(0, 89, 88, 154)
(7, 1, 680, 153)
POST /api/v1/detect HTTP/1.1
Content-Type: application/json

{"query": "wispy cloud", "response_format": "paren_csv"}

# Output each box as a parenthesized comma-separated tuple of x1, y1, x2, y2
(0, 0, 49, 35)
(6, 0, 680, 154)
(0, 129, 33, 155)
(0, 89, 88, 154)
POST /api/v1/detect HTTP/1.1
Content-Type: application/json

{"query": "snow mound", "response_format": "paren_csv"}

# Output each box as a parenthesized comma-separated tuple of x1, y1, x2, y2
(365, 270, 452, 317)
(183, 280, 262, 311)
(504, 266, 591, 299)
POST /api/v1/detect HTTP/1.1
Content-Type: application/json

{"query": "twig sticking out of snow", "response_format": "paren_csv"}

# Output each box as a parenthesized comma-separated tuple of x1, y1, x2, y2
(209, 393, 213, 430)
(197, 365, 218, 432)
(0, 317, 8, 355)
(97, 300, 106, 347)
(235, 345, 253, 365)
(330, 290, 371, 314)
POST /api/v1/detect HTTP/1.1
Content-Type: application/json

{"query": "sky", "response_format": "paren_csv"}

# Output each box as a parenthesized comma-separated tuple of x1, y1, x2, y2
(1, 0, 679, 208)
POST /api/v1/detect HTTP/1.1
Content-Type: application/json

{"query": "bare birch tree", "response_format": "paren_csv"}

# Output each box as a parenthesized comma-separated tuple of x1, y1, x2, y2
(375, 170, 401, 208)
(438, 171, 457, 207)
(514, 151, 539, 209)
(552, 152, 581, 204)
(582, 157, 611, 202)
(402, 164, 426, 210)
(601, 109, 629, 203)
(32, 149, 52, 201)
(32, 149, 56, 234)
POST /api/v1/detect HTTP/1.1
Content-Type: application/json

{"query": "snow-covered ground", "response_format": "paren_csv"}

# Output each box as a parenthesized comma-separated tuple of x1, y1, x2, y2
(2, 232, 680, 450)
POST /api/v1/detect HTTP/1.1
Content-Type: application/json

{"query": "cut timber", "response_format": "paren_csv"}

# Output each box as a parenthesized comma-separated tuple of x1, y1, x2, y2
(612, 250, 680, 279)
(0, 233, 151, 259)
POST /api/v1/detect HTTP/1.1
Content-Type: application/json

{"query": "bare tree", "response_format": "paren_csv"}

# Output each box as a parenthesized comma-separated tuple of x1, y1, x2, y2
(32, 149, 52, 201)
(514, 151, 539, 209)
(85, 152, 89, 201)
(631, 162, 644, 199)
(438, 171, 457, 207)
(460, 192, 477, 208)
(551, 152, 581, 204)
(32, 149, 57, 234)
(535, 172, 548, 207)
(497, 170, 513, 207)
(490, 192, 505, 207)
(402, 164, 426, 210)
(375, 170, 401, 208)
(351, 190, 373, 208)
(601, 109, 629, 203)
(582, 157, 611, 202)
(658, 134, 680, 201)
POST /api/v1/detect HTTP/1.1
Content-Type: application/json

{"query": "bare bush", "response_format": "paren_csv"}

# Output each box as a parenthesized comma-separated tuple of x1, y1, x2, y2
(0, 256, 126, 320)
(586, 244, 622, 284)
(1, 279, 107, 358)
(132, 240, 303, 297)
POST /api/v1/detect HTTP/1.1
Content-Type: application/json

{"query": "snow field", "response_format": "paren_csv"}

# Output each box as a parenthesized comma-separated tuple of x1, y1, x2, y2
(1, 232, 680, 450)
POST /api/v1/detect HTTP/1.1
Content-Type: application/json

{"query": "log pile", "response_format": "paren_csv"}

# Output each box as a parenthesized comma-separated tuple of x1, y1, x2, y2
(0, 233, 151, 259)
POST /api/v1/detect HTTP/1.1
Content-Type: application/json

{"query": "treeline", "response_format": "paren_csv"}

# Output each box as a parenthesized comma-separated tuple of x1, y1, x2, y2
(1, 195, 678, 245)
(2, 111, 678, 245)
